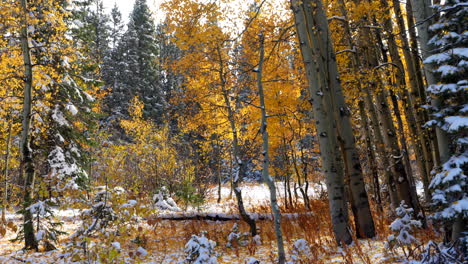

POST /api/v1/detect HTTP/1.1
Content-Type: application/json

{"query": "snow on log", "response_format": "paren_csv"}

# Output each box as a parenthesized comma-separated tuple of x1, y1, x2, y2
(147, 212, 313, 222)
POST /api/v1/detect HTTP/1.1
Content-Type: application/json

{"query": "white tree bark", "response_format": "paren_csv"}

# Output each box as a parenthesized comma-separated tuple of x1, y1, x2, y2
(2, 121, 12, 223)
(19, 0, 38, 250)
(291, 0, 352, 245)
(216, 47, 257, 236)
(256, 33, 286, 263)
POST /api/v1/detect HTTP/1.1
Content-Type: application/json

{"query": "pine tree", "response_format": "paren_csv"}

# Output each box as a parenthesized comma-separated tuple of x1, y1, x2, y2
(102, 4, 124, 124)
(109, 3, 124, 49)
(106, 0, 164, 123)
(155, 22, 183, 129)
(424, 0, 467, 242)
(71, 0, 111, 79)
(12, 0, 98, 250)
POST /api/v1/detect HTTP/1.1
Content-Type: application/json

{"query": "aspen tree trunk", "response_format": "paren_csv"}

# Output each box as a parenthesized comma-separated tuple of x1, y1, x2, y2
(228, 151, 233, 199)
(19, 0, 38, 251)
(357, 29, 398, 208)
(286, 134, 307, 208)
(288, 178, 293, 208)
(409, 0, 435, 78)
(363, 89, 399, 209)
(358, 101, 382, 212)
(373, 88, 423, 217)
(341, 0, 399, 212)
(2, 122, 12, 223)
(281, 138, 294, 208)
(325, 40, 376, 238)
(223, 93, 257, 236)
(388, 0, 432, 203)
(374, 6, 425, 220)
(217, 48, 257, 236)
(355, 12, 420, 214)
(299, 148, 309, 208)
(281, 137, 294, 209)
(348, 0, 398, 214)
(257, 33, 286, 264)
(217, 142, 222, 204)
(339, 0, 390, 214)
(304, 0, 375, 239)
(378, 0, 421, 180)
(374, 29, 423, 212)
(388, 89, 418, 196)
(213, 136, 222, 203)
(291, 0, 352, 244)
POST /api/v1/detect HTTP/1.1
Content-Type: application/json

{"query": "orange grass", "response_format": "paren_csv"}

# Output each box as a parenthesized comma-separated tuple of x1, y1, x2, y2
(0, 187, 444, 264)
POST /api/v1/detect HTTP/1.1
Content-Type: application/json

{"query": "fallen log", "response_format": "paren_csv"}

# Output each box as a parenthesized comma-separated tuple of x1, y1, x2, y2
(147, 212, 313, 222)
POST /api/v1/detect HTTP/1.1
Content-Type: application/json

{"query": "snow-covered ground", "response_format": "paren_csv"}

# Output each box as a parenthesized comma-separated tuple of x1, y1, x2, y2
(0, 183, 408, 263)
(4, 208, 81, 222)
(195, 182, 323, 213)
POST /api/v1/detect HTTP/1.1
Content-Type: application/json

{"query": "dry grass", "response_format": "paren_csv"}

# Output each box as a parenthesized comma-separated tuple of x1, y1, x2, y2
(0, 185, 444, 263)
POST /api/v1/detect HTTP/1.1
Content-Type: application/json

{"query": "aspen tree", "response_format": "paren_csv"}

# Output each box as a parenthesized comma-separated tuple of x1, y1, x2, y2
(377, 0, 429, 210)
(335, 0, 390, 224)
(406, 0, 439, 169)
(19, 0, 38, 250)
(391, 0, 434, 202)
(257, 33, 286, 263)
(291, 0, 353, 244)
(2, 121, 12, 223)
(305, 0, 376, 238)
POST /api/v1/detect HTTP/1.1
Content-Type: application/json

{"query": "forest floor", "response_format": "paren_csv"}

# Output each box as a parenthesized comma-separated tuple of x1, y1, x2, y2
(0, 183, 428, 263)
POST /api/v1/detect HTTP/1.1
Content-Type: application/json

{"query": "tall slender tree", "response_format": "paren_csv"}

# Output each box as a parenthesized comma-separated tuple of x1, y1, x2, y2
(19, 0, 37, 250)
(291, 0, 353, 244)
(256, 33, 286, 263)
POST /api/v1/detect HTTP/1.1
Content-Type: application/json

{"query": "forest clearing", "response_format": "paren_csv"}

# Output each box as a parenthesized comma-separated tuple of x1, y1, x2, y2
(0, 183, 434, 263)
(0, 0, 466, 263)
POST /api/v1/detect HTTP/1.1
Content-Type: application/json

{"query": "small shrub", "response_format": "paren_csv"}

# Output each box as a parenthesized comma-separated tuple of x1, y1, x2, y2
(226, 223, 249, 248)
(386, 201, 422, 258)
(182, 232, 217, 264)
(414, 240, 467, 264)
(153, 186, 181, 211)
(288, 238, 312, 264)
(14, 200, 65, 251)
(63, 185, 151, 263)
(175, 180, 204, 210)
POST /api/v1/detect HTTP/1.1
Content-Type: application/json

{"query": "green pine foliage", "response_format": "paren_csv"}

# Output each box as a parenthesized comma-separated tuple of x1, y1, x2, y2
(424, 0, 467, 241)
(104, 0, 165, 123)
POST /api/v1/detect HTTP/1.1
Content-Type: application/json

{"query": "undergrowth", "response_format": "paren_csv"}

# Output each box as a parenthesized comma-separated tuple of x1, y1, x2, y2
(0, 184, 446, 263)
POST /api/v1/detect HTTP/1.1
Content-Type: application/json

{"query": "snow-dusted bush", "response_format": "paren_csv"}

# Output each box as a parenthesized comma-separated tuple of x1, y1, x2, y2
(252, 234, 262, 245)
(288, 239, 312, 264)
(226, 223, 249, 248)
(64, 185, 151, 263)
(153, 186, 181, 211)
(182, 232, 217, 264)
(15, 200, 65, 251)
(386, 201, 422, 257)
(413, 240, 466, 264)
(79, 187, 119, 235)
